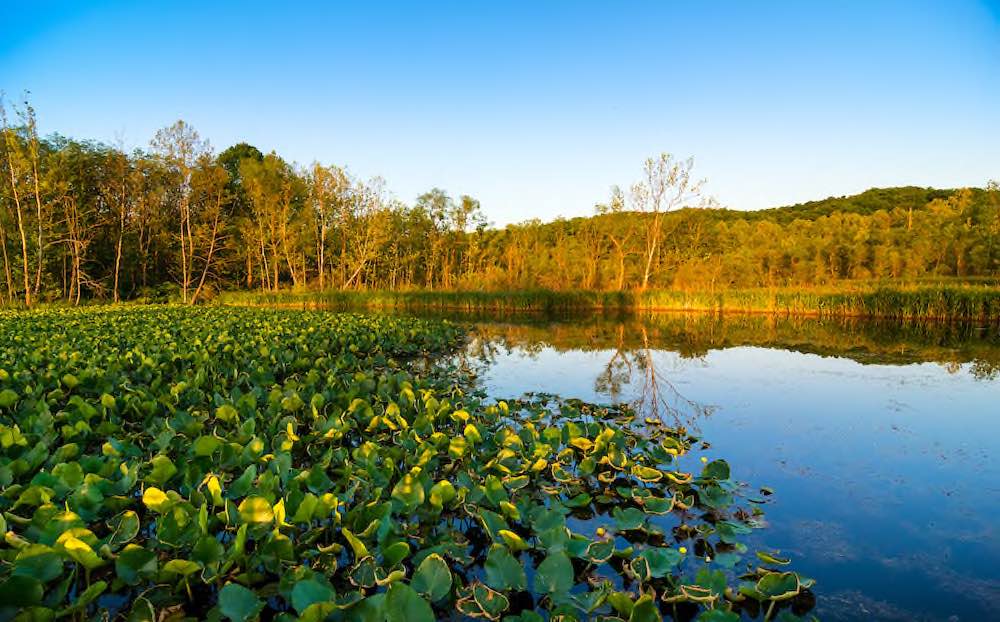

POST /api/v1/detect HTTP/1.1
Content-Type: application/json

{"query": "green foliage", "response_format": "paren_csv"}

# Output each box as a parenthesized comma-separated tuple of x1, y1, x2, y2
(0, 305, 813, 619)
(3, 95, 1000, 308)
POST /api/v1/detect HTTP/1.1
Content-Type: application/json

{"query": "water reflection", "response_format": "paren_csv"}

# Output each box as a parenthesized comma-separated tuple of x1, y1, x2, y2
(411, 310, 1000, 622)
(453, 311, 1000, 379)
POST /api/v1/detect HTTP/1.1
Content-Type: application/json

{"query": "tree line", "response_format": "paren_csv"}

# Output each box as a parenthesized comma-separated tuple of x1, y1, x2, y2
(2, 97, 998, 306)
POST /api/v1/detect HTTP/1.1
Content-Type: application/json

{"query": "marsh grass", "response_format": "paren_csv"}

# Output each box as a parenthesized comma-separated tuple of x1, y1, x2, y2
(220, 283, 1000, 321)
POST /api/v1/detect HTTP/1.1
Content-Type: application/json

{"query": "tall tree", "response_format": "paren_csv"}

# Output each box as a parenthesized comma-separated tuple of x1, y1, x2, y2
(595, 186, 633, 290)
(0, 97, 36, 305)
(629, 153, 708, 290)
(150, 120, 208, 303)
(307, 163, 351, 290)
(188, 155, 229, 304)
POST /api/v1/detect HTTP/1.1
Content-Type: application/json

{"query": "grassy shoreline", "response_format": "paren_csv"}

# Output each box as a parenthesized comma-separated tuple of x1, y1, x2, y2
(218, 284, 1000, 321)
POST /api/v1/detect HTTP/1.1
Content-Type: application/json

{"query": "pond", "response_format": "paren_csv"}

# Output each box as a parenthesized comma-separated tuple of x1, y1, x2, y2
(399, 310, 1000, 621)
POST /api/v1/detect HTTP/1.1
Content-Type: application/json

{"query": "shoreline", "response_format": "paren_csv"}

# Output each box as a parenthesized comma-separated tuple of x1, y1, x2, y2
(217, 286, 1000, 323)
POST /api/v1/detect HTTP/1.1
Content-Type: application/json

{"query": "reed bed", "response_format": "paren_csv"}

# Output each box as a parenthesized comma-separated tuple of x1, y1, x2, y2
(219, 284, 1000, 321)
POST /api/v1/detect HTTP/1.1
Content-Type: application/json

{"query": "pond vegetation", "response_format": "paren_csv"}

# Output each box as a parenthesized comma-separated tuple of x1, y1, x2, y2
(0, 307, 818, 621)
(219, 284, 1000, 322)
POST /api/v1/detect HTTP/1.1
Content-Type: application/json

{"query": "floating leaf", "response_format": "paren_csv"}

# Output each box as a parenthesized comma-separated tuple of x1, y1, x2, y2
(756, 571, 801, 601)
(59, 535, 104, 570)
(612, 506, 647, 531)
(473, 582, 510, 619)
(382, 541, 411, 567)
(218, 583, 265, 621)
(0, 575, 44, 607)
(484, 544, 526, 591)
(238, 496, 274, 524)
(116, 544, 158, 585)
(146, 454, 177, 486)
(498, 529, 529, 552)
(628, 594, 662, 622)
(160, 560, 199, 580)
(0, 388, 18, 408)
(385, 582, 434, 622)
(13, 545, 63, 582)
(291, 579, 335, 614)
(342, 528, 369, 560)
(701, 459, 731, 480)
(141, 487, 171, 512)
(411, 553, 452, 602)
(107, 510, 140, 548)
(391, 472, 425, 510)
(756, 550, 792, 566)
(533, 552, 574, 594)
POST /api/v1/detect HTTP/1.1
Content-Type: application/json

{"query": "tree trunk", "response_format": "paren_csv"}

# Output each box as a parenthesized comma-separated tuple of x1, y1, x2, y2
(113, 211, 125, 302)
(0, 217, 13, 303)
(11, 183, 31, 306)
(190, 211, 220, 305)
(31, 150, 43, 298)
(179, 198, 189, 303)
(318, 223, 326, 289)
(641, 214, 661, 291)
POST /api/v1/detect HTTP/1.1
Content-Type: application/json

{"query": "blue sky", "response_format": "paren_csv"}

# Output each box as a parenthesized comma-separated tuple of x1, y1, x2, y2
(2, 1, 998, 225)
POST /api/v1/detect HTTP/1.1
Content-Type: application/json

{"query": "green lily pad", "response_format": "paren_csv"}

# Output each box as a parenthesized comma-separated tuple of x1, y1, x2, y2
(238, 496, 274, 524)
(612, 506, 648, 531)
(291, 579, 335, 614)
(116, 544, 158, 585)
(756, 571, 801, 601)
(411, 553, 452, 602)
(391, 472, 425, 510)
(484, 544, 527, 591)
(0, 388, 18, 408)
(473, 582, 510, 618)
(628, 594, 662, 622)
(218, 583, 265, 621)
(533, 551, 574, 594)
(701, 459, 731, 480)
(385, 582, 434, 622)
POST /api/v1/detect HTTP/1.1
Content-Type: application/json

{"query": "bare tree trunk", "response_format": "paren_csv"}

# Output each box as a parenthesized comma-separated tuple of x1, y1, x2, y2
(190, 210, 221, 305)
(8, 168, 31, 306)
(259, 244, 269, 291)
(179, 197, 189, 303)
(113, 209, 125, 302)
(31, 150, 43, 298)
(67, 250, 75, 304)
(136, 197, 150, 289)
(641, 213, 661, 291)
(270, 242, 280, 291)
(74, 246, 81, 306)
(281, 216, 298, 287)
(0, 218, 13, 303)
(318, 223, 325, 289)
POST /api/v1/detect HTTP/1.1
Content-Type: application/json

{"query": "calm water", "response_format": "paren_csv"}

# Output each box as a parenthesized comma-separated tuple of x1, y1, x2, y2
(407, 311, 1000, 621)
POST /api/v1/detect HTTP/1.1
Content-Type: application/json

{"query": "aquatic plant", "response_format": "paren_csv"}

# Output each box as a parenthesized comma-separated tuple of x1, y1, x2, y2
(220, 282, 1000, 321)
(0, 306, 814, 620)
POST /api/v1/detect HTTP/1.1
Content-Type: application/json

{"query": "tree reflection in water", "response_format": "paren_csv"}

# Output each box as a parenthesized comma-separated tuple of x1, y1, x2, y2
(451, 310, 1000, 427)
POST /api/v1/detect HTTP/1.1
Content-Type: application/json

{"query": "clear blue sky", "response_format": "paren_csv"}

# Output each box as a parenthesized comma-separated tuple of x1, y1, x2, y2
(2, 1, 998, 225)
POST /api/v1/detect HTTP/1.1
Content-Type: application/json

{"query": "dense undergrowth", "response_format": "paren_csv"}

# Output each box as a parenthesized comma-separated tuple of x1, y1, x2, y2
(220, 283, 1000, 321)
(1, 307, 814, 621)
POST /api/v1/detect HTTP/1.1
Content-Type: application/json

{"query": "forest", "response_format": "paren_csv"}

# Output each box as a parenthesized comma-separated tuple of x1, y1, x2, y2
(2, 99, 999, 306)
